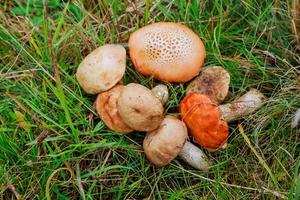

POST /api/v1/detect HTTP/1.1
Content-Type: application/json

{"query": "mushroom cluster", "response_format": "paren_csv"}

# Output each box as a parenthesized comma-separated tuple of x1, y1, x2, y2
(76, 22, 267, 171)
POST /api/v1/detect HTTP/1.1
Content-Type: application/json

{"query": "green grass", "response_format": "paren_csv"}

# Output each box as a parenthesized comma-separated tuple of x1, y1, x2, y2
(0, 0, 299, 199)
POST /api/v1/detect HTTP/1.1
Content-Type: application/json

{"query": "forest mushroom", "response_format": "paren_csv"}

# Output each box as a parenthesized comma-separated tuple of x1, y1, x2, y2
(151, 84, 169, 105)
(128, 22, 206, 82)
(94, 84, 133, 133)
(143, 115, 210, 171)
(143, 116, 187, 167)
(117, 83, 164, 131)
(180, 94, 229, 151)
(180, 89, 266, 151)
(150, 86, 210, 170)
(186, 66, 230, 104)
(76, 44, 126, 94)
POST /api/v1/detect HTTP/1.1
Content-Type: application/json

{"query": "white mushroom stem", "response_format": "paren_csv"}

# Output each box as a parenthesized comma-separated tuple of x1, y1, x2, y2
(178, 141, 210, 171)
(291, 108, 300, 128)
(219, 88, 266, 123)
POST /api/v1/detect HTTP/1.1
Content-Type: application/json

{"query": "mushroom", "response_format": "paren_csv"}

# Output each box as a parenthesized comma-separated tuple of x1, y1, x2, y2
(151, 84, 169, 105)
(117, 83, 164, 131)
(143, 115, 210, 171)
(180, 94, 229, 151)
(180, 89, 266, 151)
(186, 66, 230, 104)
(95, 84, 133, 133)
(128, 22, 206, 82)
(76, 44, 126, 94)
(143, 116, 187, 167)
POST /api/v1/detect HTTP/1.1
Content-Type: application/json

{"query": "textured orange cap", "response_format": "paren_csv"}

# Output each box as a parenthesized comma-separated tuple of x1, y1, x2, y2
(180, 93, 229, 150)
(129, 22, 206, 83)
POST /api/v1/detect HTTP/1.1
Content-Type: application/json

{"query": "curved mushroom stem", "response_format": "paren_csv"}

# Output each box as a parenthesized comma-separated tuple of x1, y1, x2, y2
(219, 89, 266, 123)
(178, 141, 210, 171)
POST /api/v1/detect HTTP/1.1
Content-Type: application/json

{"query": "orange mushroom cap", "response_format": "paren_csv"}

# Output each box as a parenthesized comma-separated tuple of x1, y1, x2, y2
(95, 84, 133, 133)
(180, 93, 229, 150)
(128, 22, 206, 82)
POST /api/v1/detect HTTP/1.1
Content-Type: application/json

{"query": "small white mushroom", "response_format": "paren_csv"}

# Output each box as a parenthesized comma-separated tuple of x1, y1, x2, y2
(151, 84, 169, 105)
(291, 108, 300, 128)
(219, 88, 266, 122)
(76, 44, 126, 94)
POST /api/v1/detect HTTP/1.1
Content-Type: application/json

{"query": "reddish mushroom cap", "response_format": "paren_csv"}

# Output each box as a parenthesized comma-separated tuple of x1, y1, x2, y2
(180, 93, 229, 150)
(95, 84, 133, 133)
(128, 22, 206, 82)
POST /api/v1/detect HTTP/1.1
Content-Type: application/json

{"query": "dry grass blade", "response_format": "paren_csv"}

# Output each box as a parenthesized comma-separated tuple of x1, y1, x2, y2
(238, 124, 279, 190)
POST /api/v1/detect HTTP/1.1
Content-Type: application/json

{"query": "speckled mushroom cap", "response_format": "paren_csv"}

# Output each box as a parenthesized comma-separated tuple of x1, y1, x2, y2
(76, 44, 126, 94)
(128, 22, 206, 82)
(95, 84, 133, 133)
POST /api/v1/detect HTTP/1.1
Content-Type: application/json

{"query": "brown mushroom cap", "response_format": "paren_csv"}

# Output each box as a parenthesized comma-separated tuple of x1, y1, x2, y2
(117, 83, 164, 131)
(128, 22, 206, 82)
(143, 116, 188, 167)
(186, 66, 230, 104)
(95, 84, 133, 133)
(76, 44, 126, 94)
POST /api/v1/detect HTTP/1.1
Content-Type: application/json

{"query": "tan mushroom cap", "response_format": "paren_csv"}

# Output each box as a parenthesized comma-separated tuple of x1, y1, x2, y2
(76, 44, 126, 94)
(186, 66, 230, 104)
(129, 22, 206, 82)
(95, 84, 133, 133)
(117, 83, 164, 131)
(143, 116, 188, 167)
